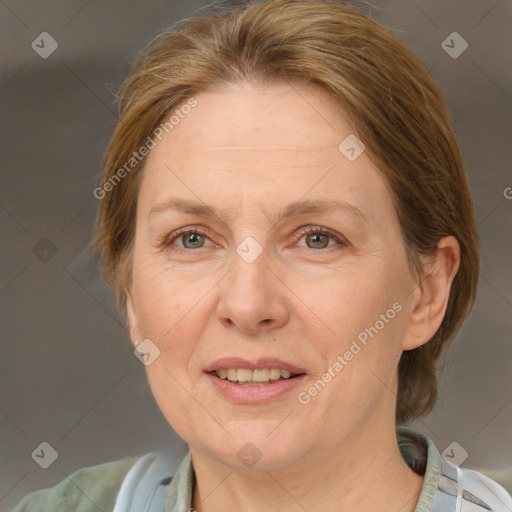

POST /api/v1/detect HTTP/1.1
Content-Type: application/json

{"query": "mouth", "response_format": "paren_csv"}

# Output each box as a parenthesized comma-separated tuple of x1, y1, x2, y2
(209, 367, 302, 385)
(204, 358, 307, 403)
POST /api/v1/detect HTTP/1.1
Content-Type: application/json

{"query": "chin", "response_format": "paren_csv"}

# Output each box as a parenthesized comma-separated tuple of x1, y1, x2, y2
(192, 421, 310, 472)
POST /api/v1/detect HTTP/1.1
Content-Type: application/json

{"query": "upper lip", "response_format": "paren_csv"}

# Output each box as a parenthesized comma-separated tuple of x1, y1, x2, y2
(204, 357, 307, 375)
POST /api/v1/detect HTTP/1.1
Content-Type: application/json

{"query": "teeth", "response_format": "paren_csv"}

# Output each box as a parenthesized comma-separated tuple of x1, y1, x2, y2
(252, 369, 270, 382)
(214, 367, 297, 384)
(237, 369, 253, 383)
(269, 368, 281, 380)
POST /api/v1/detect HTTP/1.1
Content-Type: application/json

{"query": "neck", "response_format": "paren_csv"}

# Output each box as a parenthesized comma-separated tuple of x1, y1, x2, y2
(189, 422, 424, 512)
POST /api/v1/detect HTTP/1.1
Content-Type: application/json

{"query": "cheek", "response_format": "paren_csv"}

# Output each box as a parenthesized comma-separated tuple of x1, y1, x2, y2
(132, 261, 208, 431)
(131, 256, 205, 360)
(133, 253, 185, 323)
(303, 261, 408, 386)
(311, 269, 395, 338)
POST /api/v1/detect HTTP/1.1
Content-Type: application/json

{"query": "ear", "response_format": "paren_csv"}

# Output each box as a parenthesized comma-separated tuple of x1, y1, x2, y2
(126, 287, 142, 348)
(402, 236, 461, 350)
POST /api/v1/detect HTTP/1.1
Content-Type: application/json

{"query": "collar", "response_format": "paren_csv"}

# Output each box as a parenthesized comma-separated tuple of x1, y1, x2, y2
(163, 428, 443, 512)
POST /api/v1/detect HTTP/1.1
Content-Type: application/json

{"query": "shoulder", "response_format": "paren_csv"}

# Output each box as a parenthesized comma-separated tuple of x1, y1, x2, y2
(12, 456, 138, 512)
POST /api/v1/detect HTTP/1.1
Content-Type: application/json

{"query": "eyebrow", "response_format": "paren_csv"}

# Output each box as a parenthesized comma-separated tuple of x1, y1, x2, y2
(148, 197, 367, 223)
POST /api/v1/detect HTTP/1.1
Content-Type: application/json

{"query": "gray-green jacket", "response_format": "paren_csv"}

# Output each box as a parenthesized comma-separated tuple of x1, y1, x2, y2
(13, 428, 512, 511)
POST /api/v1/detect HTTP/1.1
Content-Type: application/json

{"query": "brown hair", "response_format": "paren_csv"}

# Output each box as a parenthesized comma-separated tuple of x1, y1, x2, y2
(91, 0, 480, 423)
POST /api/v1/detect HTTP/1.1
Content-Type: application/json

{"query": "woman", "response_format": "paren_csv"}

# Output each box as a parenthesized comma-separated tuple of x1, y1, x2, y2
(13, 0, 512, 511)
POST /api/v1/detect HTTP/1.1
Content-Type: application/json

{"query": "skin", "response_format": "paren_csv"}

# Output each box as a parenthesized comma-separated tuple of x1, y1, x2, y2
(126, 81, 460, 512)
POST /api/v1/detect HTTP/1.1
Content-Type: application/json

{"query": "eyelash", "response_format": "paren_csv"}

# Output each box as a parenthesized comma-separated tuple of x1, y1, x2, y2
(161, 225, 347, 251)
(293, 226, 346, 247)
(161, 226, 210, 250)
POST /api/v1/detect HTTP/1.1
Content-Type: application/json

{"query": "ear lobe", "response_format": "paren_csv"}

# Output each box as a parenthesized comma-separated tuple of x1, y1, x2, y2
(126, 288, 141, 348)
(402, 236, 461, 351)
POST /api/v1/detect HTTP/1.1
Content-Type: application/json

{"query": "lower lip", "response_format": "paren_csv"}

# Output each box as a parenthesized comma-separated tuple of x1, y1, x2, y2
(204, 372, 307, 404)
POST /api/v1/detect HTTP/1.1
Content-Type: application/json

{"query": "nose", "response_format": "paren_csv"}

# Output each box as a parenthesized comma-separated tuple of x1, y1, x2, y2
(215, 247, 290, 336)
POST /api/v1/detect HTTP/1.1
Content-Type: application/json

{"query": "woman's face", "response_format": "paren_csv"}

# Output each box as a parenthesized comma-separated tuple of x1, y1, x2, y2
(127, 81, 422, 470)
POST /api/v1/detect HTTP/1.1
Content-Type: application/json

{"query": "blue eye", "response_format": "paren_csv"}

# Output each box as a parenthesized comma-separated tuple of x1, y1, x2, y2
(295, 226, 345, 249)
(164, 227, 213, 250)
(162, 225, 346, 252)
(180, 232, 206, 249)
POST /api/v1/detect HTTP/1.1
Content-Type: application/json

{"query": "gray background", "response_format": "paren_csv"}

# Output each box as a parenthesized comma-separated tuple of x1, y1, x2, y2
(0, 0, 511, 510)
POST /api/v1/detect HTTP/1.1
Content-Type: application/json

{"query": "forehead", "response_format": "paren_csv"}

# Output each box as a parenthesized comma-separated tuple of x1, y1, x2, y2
(168, 81, 348, 155)
(137, 81, 393, 222)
